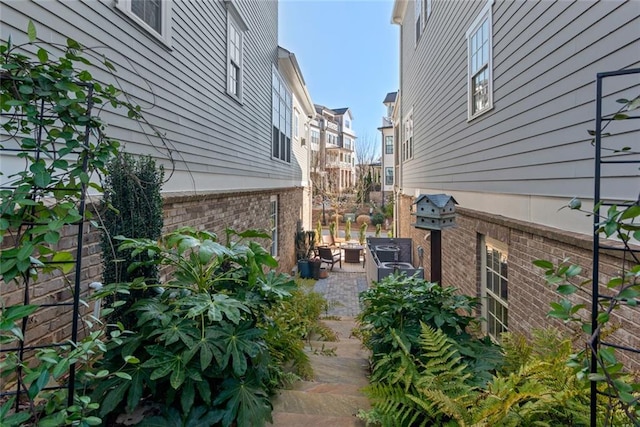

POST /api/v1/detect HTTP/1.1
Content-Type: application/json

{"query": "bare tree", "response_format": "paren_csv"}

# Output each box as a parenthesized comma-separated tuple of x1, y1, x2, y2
(354, 134, 380, 206)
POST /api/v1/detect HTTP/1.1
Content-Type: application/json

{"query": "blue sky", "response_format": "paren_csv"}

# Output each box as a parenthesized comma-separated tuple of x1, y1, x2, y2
(278, 0, 399, 157)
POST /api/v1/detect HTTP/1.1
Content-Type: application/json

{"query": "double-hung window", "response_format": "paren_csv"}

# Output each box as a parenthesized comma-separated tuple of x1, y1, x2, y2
(272, 67, 292, 163)
(226, 1, 248, 102)
(385, 167, 393, 186)
(117, 0, 172, 46)
(385, 135, 393, 154)
(402, 111, 413, 162)
(482, 237, 508, 341)
(467, 1, 493, 119)
(415, 0, 422, 43)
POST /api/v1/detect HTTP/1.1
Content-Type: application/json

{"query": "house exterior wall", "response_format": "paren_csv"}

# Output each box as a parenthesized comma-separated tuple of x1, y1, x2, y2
(393, 0, 640, 364)
(1, 0, 304, 194)
(395, 0, 640, 236)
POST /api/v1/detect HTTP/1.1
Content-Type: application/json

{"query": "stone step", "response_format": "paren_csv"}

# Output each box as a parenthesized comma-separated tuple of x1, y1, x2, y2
(320, 318, 359, 339)
(270, 388, 370, 417)
(306, 340, 370, 360)
(269, 412, 366, 427)
(306, 354, 370, 386)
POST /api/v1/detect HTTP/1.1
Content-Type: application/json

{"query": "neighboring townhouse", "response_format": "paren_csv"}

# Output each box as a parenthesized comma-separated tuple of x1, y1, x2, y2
(310, 105, 357, 195)
(379, 91, 397, 208)
(390, 0, 640, 357)
(278, 47, 316, 230)
(1, 0, 313, 345)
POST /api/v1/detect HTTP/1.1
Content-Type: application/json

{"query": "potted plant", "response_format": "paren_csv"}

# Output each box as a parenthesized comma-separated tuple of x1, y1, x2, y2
(296, 230, 317, 279)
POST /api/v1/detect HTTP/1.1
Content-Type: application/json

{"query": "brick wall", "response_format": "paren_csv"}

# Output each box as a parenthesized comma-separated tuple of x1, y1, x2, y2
(398, 194, 640, 368)
(1, 187, 301, 365)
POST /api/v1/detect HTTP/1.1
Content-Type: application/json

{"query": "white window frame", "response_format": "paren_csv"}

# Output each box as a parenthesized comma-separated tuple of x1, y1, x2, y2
(385, 135, 393, 154)
(425, 0, 432, 19)
(481, 236, 508, 341)
(269, 195, 278, 257)
(385, 167, 394, 186)
(402, 110, 413, 162)
(466, 0, 493, 120)
(116, 0, 172, 47)
(226, 1, 248, 102)
(272, 66, 292, 163)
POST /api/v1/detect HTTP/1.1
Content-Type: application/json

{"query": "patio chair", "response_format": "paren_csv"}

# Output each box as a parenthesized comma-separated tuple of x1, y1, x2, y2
(321, 234, 337, 248)
(318, 246, 342, 271)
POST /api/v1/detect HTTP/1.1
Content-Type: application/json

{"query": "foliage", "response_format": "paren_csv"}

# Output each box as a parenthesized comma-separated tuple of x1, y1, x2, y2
(371, 212, 385, 226)
(359, 222, 368, 245)
(101, 153, 164, 328)
(384, 196, 394, 219)
(0, 23, 151, 426)
(345, 218, 352, 242)
(315, 220, 323, 245)
(356, 274, 502, 390)
(295, 230, 316, 261)
(534, 195, 640, 425)
(360, 324, 604, 426)
(93, 227, 298, 426)
(356, 214, 372, 226)
(329, 221, 337, 241)
(262, 278, 336, 382)
(375, 224, 382, 237)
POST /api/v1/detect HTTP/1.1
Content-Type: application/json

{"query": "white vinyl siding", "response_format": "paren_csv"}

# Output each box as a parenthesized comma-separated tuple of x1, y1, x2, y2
(467, 0, 493, 119)
(272, 67, 292, 163)
(116, 0, 172, 46)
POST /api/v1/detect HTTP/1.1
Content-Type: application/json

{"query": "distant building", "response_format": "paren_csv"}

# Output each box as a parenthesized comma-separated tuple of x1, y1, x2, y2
(379, 91, 397, 206)
(309, 105, 357, 195)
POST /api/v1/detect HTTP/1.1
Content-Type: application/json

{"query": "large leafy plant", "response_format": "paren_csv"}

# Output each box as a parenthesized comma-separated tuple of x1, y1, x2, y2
(0, 22, 152, 426)
(93, 227, 297, 426)
(356, 274, 502, 387)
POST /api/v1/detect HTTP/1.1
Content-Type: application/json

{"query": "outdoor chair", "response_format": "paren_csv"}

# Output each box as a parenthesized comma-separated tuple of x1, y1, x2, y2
(318, 246, 342, 271)
(322, 234, 337, 248)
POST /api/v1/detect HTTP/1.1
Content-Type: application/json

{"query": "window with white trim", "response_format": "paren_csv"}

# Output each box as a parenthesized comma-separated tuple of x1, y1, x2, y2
(117, 0, 172, 46)
(385, 135, 393, 154)
(385, 167, 393, 186)
(467, 1, 493, 119)
(402, 111, 413, 162)
(294, 109, 299, 139)
(226, 2, 247, 102)
(481, 237, 508, 341)
(269, 196, 278, 257)
(425, 0, 432, 20)
(272, 67, 292, 162)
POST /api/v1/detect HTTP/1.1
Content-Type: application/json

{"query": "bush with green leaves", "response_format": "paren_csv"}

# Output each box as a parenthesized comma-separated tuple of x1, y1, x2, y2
(0, 22, 151, 427)
(356, 274, 502, 389)
(92, 227, 300, 426)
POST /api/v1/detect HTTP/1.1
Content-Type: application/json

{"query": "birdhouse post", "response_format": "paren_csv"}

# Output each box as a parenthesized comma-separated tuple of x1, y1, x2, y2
(412, 194, 458, 284)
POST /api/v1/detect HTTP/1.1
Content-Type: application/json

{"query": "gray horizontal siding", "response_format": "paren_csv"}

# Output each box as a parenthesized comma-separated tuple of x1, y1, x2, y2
(1, 0, 301, 190)
(400, 0, 640, 199)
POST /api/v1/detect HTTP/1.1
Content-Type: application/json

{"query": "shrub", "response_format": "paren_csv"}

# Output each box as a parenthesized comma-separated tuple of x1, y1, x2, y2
(371, 212, 385, 226)
(356, 214, 371, 226)
(93, 227, 298, 426)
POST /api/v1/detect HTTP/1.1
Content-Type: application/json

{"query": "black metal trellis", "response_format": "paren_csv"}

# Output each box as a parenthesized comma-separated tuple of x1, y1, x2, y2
(0, 81, 94, 408)
(591, 67, 640, 426)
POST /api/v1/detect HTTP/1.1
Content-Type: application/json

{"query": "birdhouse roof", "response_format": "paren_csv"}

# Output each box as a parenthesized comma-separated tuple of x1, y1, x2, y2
(414, 194, 458, 208)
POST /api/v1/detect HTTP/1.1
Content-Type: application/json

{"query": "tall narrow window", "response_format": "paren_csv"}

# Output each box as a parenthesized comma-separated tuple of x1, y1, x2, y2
(272, 67, 292, 162)
(467, 1, 493, 119)
(270, 196, 278, 257)
(117, 0, 172, 46)
(226, 1, 248, 102)
(385, 135, 393, 154)
(402, 111, 413, 162)
(482, 237, 508, 341)
(385, 167, 394, 185)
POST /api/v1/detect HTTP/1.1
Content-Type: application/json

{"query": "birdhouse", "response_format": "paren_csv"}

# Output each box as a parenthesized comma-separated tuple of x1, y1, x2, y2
(412, 194, 457, 230)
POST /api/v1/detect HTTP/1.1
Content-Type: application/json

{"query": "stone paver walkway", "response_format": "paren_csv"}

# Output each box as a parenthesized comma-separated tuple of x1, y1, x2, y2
(269, 261, 371, 426)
